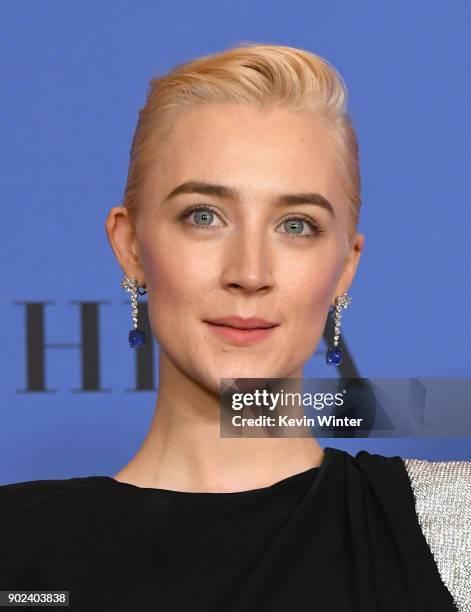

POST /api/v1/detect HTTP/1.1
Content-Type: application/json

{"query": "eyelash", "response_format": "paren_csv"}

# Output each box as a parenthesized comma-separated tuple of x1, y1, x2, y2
(179, 203, 325, 238)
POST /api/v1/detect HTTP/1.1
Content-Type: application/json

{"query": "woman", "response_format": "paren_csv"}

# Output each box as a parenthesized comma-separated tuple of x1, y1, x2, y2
(1, 43, 469, 612)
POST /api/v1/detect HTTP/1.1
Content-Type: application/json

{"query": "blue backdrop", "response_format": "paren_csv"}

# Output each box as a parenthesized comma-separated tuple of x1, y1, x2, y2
(1, 0, 470, 485)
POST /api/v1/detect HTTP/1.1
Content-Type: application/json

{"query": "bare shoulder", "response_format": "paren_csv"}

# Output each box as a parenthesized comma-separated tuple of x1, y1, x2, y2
(402, 457, 471, 612)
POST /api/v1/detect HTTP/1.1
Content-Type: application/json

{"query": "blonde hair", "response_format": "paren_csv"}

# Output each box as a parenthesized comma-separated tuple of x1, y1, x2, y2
(123, 42, 361, 242)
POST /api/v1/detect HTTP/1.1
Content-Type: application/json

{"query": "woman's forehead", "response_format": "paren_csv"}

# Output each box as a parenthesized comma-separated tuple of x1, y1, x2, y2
(164, 103, 334, 153)
(150, 105, 341, 196)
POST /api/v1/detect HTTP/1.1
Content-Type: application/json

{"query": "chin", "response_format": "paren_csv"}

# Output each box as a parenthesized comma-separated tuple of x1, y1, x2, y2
(204, 360, 281, 388)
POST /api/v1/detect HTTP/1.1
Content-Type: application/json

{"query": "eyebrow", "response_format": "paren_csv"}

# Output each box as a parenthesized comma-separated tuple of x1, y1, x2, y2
(163, 180, 335, 218)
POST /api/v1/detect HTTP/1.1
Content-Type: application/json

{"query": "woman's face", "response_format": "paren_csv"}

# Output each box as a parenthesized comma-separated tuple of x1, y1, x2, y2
(119, 103, 363, 393)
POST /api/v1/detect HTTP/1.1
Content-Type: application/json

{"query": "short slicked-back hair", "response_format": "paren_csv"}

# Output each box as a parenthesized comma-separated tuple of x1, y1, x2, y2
(123, 42, 361, 243)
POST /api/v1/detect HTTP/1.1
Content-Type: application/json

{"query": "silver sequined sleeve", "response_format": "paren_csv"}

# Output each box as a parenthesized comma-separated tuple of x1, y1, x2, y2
(403, 457, 471, 612)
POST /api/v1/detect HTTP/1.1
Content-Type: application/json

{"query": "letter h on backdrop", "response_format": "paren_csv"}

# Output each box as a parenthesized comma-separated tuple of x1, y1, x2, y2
(14, 300, 156, 393)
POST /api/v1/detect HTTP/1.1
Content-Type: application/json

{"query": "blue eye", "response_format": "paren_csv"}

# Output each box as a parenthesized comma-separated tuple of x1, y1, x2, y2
(181, 205, 224, 228)
(194, 209, 213, 225)
(278, 217, 324, 238)
(179, 204, 325, 238)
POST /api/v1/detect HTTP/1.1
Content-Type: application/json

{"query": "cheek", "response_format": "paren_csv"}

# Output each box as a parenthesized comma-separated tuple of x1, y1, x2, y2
(283, 256, 338, 316)
(279, 253, 340, 354)
(286, 286, 330, 349)
(140, 238, 211, 322)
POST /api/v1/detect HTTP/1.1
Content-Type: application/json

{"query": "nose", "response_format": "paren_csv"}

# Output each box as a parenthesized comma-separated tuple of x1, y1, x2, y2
(220, 226, 274, 294)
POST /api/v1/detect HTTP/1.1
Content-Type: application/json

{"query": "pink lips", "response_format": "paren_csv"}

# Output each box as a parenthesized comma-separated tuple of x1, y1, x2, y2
(204, 315, 280, 346)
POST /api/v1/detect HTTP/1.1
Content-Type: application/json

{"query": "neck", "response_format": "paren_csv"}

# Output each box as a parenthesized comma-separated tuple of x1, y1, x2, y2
(112, 352, 325, 493)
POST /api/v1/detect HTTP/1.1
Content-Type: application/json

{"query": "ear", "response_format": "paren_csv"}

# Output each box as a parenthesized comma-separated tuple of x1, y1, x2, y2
(104, 205, 145, 285)
(331, 232, 365, 302)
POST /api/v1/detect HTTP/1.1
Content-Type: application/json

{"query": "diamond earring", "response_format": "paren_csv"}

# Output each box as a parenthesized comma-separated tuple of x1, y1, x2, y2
(121, 275, 147, 348)
(326, 291, 352, 366)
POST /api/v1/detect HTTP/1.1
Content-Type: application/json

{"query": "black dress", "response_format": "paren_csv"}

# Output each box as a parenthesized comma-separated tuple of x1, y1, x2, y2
(0, 446, 458, 611)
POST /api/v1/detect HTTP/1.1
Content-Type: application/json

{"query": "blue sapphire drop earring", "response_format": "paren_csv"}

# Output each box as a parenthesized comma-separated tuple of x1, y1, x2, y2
(121, 275, 147, 348)
(326, 291, 352, 366)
